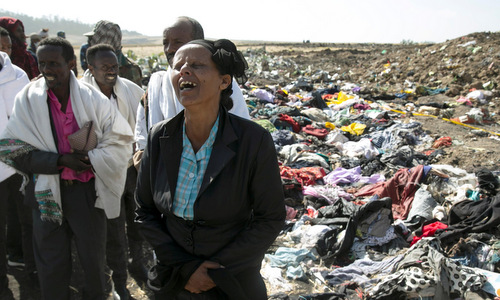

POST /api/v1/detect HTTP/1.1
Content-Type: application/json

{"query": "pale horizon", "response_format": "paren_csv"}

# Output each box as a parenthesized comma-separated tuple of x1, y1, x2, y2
(3, 0, 500, 44)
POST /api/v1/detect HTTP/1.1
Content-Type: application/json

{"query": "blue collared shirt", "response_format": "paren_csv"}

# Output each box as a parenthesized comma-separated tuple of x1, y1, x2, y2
(172, 115, 219, 220)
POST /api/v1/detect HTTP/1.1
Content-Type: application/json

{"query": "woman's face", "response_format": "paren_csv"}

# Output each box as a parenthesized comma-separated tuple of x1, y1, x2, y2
(13, 24, 26, 43)
(171, 44, 230, 111)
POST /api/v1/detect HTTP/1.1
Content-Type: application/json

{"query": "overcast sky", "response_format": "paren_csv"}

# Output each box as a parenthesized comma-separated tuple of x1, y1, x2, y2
(4, 0, 500, 43)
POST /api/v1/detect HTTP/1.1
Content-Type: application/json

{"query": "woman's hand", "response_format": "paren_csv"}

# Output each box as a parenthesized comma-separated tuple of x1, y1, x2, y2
(184, 261, 223, 294)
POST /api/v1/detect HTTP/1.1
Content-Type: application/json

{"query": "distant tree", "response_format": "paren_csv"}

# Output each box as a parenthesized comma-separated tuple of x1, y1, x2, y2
(0, 9, 144, 41)
(400, 39, 416, 45)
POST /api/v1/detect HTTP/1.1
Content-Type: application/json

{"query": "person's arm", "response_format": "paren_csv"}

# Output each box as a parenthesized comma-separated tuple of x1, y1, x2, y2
(210, 130, 285, 273)
(134, 103, 148, 151)
(13, 149, 92, 175)
(12, 150, 59, 175)
(147, 72, 167, 126)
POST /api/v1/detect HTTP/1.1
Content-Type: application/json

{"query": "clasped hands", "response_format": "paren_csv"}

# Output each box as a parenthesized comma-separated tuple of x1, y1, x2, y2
(58, 149, 91, 172)
(184, 261, 224, 294)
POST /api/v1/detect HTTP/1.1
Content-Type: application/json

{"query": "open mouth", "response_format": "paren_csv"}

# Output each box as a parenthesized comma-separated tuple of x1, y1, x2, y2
(44, 75, 56, 81)
(180, 81, 197, 90)
(106, 75, 117, 80)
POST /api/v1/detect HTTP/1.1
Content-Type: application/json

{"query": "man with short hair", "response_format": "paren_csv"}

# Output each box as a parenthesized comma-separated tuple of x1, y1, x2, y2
(0, 25, 30, 300)
(81, 43, 143, 300)
(85, 20, 142, 86)
(134, 16, 250, 152)
(0, 37, 134, 300)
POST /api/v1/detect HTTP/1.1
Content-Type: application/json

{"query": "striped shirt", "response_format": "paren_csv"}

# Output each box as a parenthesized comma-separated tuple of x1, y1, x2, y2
(172, 116, 220, 220)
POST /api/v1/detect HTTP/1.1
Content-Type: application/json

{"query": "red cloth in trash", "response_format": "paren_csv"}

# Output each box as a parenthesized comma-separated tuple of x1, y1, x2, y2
(304, 207, 318, 218)
(354, 165, 425, 220)
(279, 114, 301, 133)
(280, 166, 326, 187)
(322, 94, 338, 101)
(302, 125, 329, 139)
(432, 136, 452, 149)
(410, 221, 448, 246)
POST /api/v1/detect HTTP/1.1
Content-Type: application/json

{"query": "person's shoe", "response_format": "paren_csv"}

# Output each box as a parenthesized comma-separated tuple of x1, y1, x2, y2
(112, 284, 131, 300)
(7, 256, 24, 268)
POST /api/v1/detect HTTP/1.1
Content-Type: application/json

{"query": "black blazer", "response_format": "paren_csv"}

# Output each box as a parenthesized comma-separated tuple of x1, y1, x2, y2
(135, 107, 285, 297)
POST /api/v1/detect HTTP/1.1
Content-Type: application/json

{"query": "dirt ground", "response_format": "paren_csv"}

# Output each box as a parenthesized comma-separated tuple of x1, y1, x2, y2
(8, 32, 500, 299)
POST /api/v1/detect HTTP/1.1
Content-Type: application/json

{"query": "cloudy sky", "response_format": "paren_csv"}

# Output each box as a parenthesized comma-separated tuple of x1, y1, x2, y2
(4, 0, 500, 43)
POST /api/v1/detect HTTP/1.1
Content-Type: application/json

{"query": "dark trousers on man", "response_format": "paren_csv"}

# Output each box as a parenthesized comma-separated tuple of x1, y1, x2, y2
(0, 175, 16, 295)
(106, 202, 128, 290)
(123, 166, 147, 273)
(106, 165, 146, 294)
(6, 197, 23, 263)
(1, 174, 36, 295)
(4, 174, 36, 274)
(32, 179, 107, 300)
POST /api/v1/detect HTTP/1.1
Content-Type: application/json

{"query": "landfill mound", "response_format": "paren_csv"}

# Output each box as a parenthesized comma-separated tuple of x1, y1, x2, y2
(243, 31, 500, 173)
(239, 31, 500, 299)
(245, 31, 499, 98)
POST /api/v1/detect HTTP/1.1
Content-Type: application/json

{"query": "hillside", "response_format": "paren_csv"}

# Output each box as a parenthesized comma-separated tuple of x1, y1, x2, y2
(0, 10, 149, 45)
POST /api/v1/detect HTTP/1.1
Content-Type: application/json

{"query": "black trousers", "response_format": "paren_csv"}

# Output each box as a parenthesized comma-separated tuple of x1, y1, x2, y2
(0, 174, 35, 277)
(123, 166, 144, 259)
(151, 264, 267, 300)
(32, 179, 107, 300)
(6, 193, 22, 260)
(106, 166, 145, 287)
(106, 200, 128, 288)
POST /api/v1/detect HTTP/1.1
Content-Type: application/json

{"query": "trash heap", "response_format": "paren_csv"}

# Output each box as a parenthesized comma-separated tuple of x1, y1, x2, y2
(244, 31, 499, 100)
(238, 32, 500, 299)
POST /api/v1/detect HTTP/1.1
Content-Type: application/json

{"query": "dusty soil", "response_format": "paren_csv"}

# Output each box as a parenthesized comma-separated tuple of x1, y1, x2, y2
(9, 32, 500, 299)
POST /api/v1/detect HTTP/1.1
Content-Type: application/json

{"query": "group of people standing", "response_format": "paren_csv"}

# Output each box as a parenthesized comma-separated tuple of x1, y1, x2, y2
(0, 15, 285, 300)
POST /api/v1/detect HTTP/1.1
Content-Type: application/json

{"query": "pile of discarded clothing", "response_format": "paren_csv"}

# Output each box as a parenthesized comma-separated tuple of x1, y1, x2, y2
(243, 83, 500, 299)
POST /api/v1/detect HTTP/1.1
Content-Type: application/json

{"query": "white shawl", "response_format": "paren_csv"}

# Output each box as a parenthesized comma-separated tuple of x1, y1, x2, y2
(147, 68, 250, 127)
(2, 72, 134, 222)
(81, 69, 143, 131)
(0, 52, 29, 182)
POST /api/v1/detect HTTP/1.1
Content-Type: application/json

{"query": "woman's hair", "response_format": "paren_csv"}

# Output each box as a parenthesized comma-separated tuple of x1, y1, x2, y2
(186, 39, 248, 111)
(0, 17, 23, 42)
(177, 16, 204, 40)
